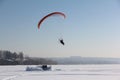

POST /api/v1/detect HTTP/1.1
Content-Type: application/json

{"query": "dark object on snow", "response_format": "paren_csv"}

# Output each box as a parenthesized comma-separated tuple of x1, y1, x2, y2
(41, 65, 51, 70)
(26, 65, 51, 71)
(42, 65, 47, 70)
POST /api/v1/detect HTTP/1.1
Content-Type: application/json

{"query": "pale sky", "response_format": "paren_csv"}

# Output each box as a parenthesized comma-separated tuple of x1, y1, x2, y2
(0, 0, 120, 58)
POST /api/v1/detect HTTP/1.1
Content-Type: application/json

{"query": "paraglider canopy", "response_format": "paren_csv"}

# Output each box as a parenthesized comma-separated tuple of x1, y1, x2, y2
(38, 12, 66, 29)
(38, 12, 66, 46)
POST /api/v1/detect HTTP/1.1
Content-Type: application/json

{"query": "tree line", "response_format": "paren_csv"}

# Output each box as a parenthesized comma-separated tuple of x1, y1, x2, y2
(0, 50, 57, 65)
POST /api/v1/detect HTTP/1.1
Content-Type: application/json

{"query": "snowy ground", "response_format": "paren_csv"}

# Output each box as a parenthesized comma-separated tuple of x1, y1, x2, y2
(0, 64, 120, 80)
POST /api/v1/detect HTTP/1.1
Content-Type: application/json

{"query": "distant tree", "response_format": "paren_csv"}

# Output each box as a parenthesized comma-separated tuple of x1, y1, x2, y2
(3, 51, 12, 59)
(19, 52, 24, 59)
(12, 52, 18, 60)
(0, 52, 2, 59)
(18, 52, 24, 64)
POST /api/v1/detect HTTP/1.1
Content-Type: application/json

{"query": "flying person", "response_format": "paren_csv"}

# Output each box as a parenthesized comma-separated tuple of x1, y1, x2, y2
(59, 38, 65, 45)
